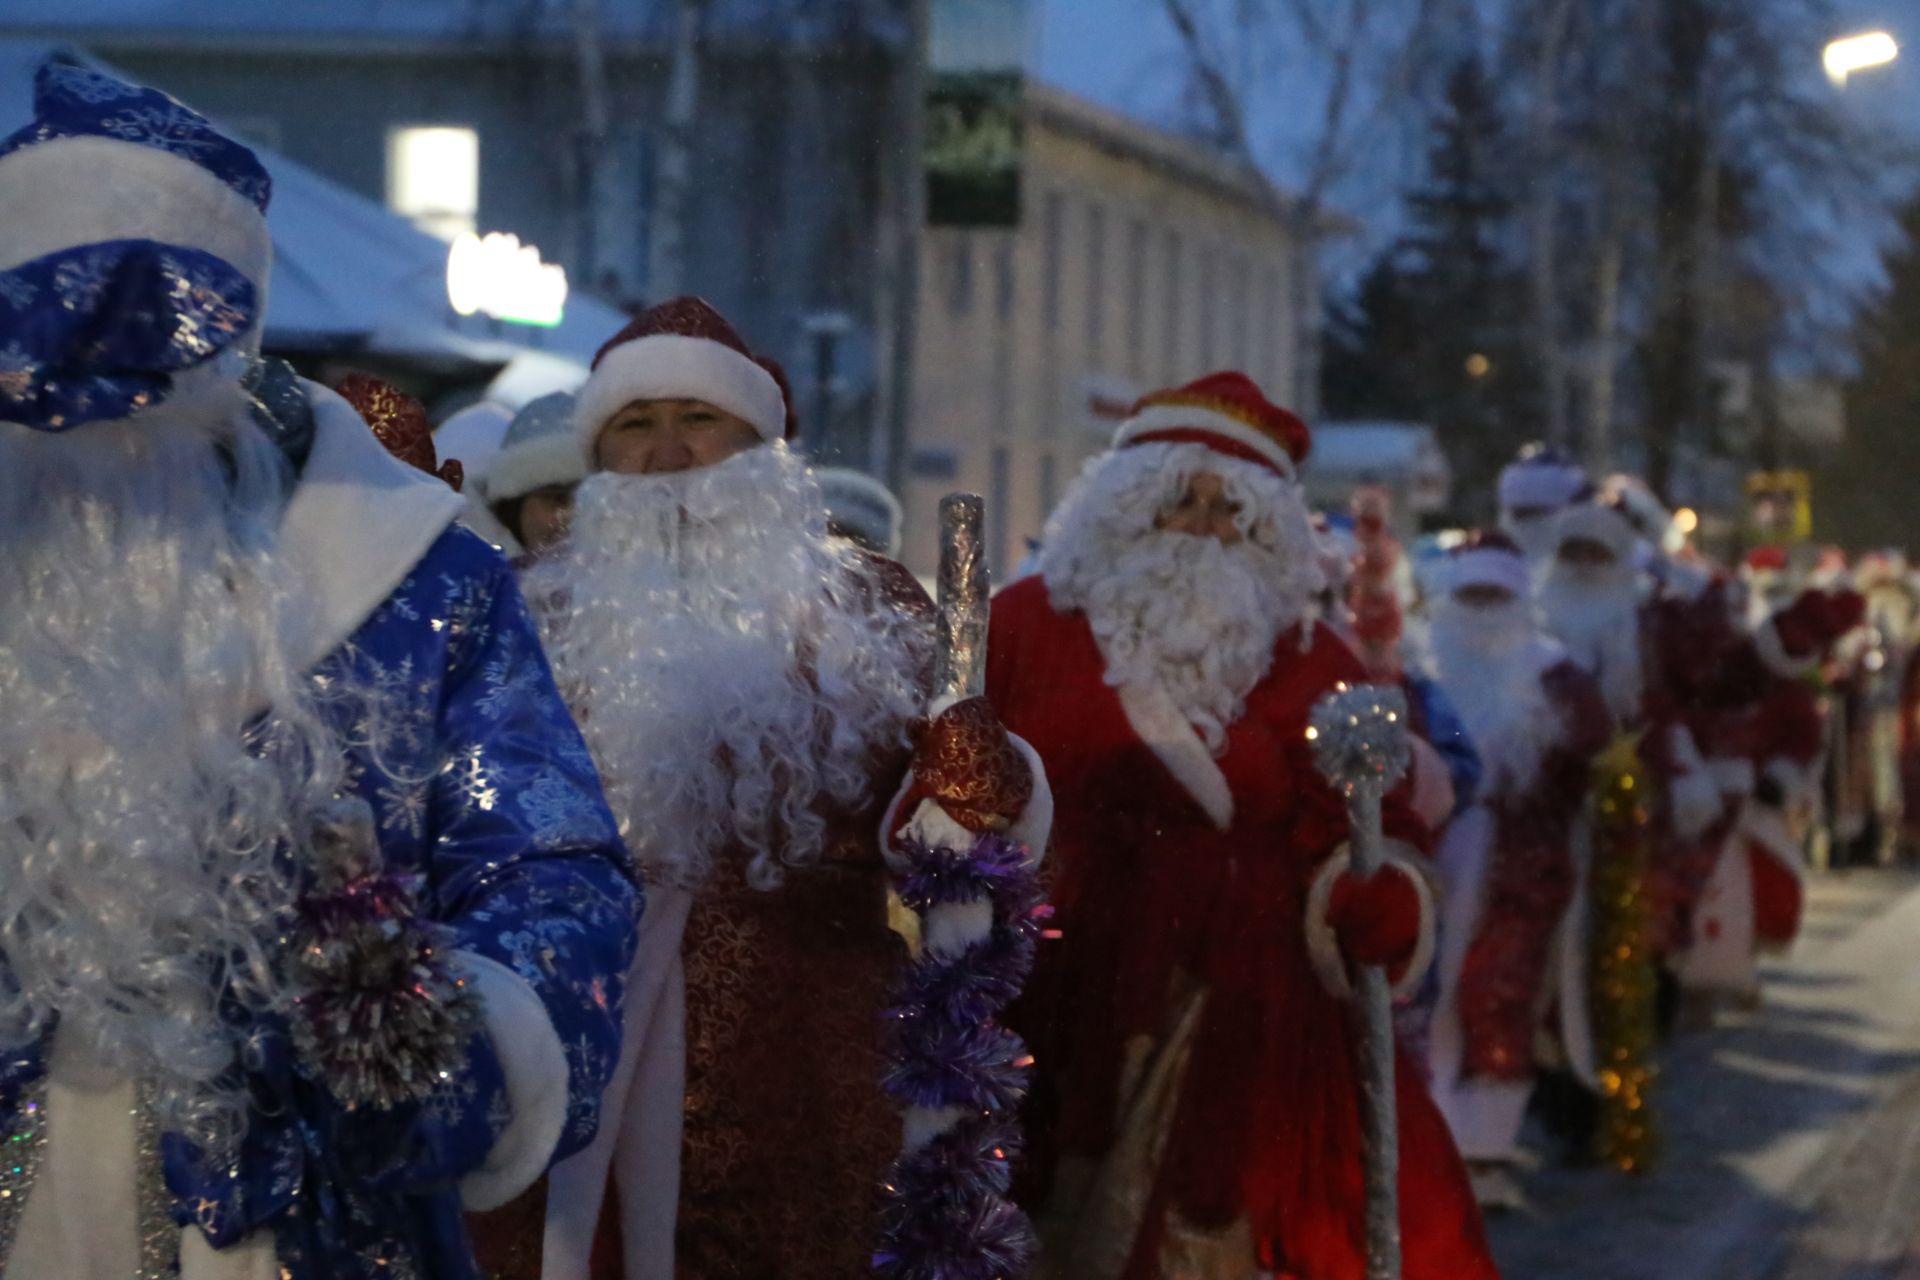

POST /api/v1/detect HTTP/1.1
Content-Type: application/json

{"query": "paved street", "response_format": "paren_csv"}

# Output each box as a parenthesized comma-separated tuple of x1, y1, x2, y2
(1487, 868, 1920, 1280)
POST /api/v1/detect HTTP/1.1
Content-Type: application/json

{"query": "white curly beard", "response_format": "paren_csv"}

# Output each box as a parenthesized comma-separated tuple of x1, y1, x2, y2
(0, 377, 341, 1151)
(1038, 442, 1322, 755)
(526, 443, 926, 892)
(1426, 598, 1566, 796)
(1538, 562, 1644, 724)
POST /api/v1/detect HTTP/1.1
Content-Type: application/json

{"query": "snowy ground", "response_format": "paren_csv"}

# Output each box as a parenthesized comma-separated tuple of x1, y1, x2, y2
(1486, 867, 1920, 1280)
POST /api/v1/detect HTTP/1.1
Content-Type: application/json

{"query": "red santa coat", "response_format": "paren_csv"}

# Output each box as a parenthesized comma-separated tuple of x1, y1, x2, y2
(987, 575, 1495, 1280)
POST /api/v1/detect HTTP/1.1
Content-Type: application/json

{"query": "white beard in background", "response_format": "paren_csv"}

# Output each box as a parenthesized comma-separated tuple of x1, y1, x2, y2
(1538, 564, 1643, 724)
(527, 443, 925, 892)
(0, 373, 339, 1152)
(1427, 597, 1564, 796)
(1040, 441, 1322, 756)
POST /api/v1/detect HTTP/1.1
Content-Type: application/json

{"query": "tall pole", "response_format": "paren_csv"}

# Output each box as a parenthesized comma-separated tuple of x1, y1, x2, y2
(872, 0, 929, 490)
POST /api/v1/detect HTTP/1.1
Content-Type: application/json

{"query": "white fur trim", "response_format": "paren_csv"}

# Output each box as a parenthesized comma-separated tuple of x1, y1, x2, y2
(1447, 547, 1531, 598)
(1755, 615, 1820, 679)
(0, 134, 272, 353)
(1115, 679, 1234, 830)
(1665, 724, 1724, 841)
(458, 952, 572, 1211)
(279, 381, 466, 671)
(576, 334, 785, 450)
(1706, 756, 1756, 797)
(1005, 735, 1052, 864)
(1112, 403, 1296, 479)
(483, 431, 590, 506)
(1552, 502, 1636, 560)
(1499, 459, 1586, 510)
(1302, 844, 1437, 1002)
(818, 467, 904, 557)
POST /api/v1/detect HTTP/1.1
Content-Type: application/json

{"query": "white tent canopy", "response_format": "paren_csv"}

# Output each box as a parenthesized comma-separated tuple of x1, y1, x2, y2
(0, 40, 630, 372)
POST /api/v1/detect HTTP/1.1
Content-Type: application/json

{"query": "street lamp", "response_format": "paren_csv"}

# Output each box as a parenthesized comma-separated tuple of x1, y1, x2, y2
(1825, 31, 1899, 86)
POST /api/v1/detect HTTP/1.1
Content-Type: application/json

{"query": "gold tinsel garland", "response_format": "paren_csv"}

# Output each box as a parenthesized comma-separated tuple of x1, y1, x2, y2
(1588, 731, 1660, 1173)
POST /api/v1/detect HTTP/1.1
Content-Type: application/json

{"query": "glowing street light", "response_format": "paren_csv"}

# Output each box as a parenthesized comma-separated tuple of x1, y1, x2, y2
(1825, 31, 1899, 86)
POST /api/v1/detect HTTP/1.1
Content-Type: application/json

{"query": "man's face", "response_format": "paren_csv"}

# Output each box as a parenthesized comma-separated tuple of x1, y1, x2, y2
(1155, 472, 1244, 545)
(595, 398, 762, 476)
(514, 483, 576, 553)
(1453, 583, 1517, 610)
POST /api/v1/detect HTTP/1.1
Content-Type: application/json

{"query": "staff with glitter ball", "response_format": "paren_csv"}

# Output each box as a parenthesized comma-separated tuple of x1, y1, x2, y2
(1308, 682, 1416, 1280)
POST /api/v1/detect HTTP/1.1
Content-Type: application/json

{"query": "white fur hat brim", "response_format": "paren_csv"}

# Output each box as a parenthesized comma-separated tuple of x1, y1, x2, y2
(483, 432, 590, 506)
(574, 334, 785, 453)
(1448, 548, 1531, 597)
(1499, 460, 1587, 512)
(0, 134, 271, 351)
(1552, 502, 1637, 560)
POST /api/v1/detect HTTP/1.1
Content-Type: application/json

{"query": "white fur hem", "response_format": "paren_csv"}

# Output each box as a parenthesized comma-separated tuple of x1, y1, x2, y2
(458, 953, 572, 1211)
(1666, 724, 1724, 841)
(279, 380, 466, 670)
(575, 334, 785, 448)
(1303, 844, 1436, 1002)
(1707, 757, 1756, 796)
(1755, 616, 1820, 679)
(459, 491, 524, 559)
(1115, 679, 1234, 830)
(1112, 402, 1295, 478)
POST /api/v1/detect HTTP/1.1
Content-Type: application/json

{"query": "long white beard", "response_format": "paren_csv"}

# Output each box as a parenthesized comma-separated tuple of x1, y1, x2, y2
(1427, 599, 1564, 796)
(1040, 444, 1320, 755)
(1538, 568, 1643, 723)
(527, 444, 926, 892)
(0, 386, 339, 1151)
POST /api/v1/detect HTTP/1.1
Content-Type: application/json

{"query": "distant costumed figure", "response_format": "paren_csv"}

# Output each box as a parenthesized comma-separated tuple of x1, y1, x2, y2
(989, 371, 1496, 1279)
(0, 64, 636, 1279)
(1422, 533, 1612, 1206)
(471, 296, 1051, 1280)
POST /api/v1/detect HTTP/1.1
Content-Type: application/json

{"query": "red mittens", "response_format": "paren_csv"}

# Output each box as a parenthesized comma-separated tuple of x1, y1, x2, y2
(1327, 865, 1423, 970)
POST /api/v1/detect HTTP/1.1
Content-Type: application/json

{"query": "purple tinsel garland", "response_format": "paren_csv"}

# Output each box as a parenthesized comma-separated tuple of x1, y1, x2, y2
(875, 831, 1047, 1279)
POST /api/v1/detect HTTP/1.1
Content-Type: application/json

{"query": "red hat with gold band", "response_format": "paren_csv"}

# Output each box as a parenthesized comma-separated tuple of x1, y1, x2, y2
(1111, 370, 1310, 480)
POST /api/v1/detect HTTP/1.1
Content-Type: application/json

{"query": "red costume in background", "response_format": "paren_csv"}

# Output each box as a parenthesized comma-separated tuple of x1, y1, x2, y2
(990, 584, 1493, 1280)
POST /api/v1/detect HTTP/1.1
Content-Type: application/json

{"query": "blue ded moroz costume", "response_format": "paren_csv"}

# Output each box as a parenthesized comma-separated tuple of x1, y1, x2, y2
(0, 63, 638, 1279)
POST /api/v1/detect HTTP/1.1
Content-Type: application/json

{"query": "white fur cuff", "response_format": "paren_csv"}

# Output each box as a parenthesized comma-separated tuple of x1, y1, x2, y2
(1303, 844, 1437, 1002)
(457, 952, 571, 1211)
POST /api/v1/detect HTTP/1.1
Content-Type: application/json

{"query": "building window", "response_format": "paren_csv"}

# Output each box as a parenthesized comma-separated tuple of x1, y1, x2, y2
(1043, 192, 1065, 335)
(387, 125, 479, 241)
(990, 446, 1012, 577)
(1127, 218, 1149, 381)
(946, 238, 975, 318)
(1164, 230, 1184, 381)
(1086, 204, 1106, 369)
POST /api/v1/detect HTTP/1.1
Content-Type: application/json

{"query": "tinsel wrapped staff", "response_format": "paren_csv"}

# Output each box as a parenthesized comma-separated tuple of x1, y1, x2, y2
(874, 491, 1041, 1278)
(1307, 682, 1413, 1280)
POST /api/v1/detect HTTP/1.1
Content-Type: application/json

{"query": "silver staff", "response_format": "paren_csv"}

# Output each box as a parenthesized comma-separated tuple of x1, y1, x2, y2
(1308, 681, 1414, 1280)
(933, 492, 989, 700)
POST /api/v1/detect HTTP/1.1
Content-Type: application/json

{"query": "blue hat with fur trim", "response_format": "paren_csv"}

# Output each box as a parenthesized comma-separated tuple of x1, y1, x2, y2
(0, 62, 271, 432)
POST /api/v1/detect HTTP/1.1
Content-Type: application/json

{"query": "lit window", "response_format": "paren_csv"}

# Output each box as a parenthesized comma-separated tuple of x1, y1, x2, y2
(388, 126, 479, 242)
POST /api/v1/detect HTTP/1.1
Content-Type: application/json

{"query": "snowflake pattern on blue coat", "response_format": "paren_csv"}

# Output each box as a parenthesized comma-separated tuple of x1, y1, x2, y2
(0, 526, 639, 1280)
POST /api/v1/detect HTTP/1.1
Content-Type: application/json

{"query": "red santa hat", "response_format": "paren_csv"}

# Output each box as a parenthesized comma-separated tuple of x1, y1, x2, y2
(1446, 529, 1531, 597)
(575, 295, 792, 455)
(1111, 371, 1310, 480)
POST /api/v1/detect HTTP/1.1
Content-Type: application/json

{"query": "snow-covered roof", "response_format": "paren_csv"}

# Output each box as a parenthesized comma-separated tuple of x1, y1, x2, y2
(0, 39, 628, 369)
(0, 2, 905, 51)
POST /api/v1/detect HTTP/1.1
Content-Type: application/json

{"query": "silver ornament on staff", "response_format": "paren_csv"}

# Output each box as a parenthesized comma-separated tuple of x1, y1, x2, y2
(1307, 681, 1414, 1280)
(934, 492, 989, 699)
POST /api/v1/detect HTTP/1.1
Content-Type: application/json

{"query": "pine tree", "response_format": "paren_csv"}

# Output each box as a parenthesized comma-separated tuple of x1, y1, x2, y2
(1814, 200, 1920, 550)
(1321, 56, 1536, 519)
